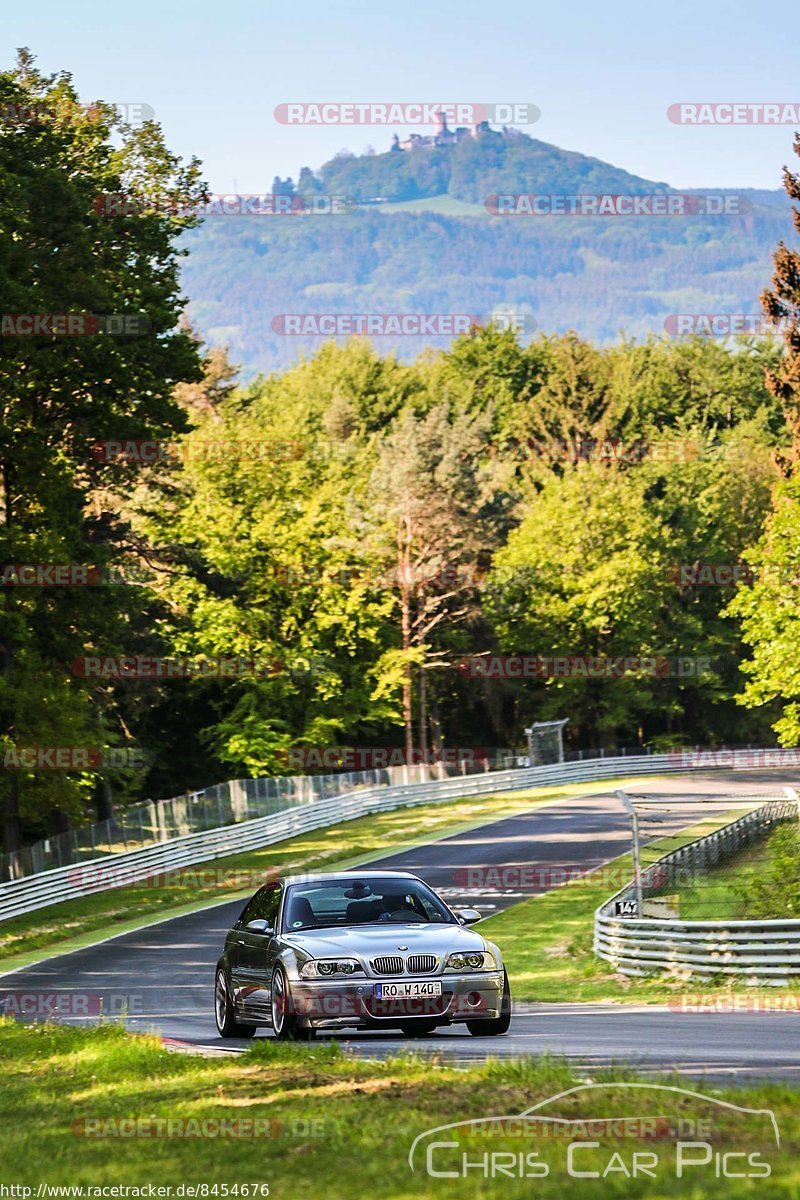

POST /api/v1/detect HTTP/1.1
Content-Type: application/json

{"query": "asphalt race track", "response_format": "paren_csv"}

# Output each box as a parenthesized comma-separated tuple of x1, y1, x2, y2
(2, 770, 800, 1080)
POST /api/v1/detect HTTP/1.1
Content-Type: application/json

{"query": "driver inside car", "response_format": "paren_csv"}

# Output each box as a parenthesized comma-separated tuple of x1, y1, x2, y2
(374, 893, 417, 921)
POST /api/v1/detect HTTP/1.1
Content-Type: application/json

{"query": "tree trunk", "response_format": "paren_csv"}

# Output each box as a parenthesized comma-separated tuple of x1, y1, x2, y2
(401, 586, 413, 759)
(95, 776, 114, 822)
(429, 689, 443, 757)
(0, 458, 21, 860)
(1, 775, 21, 878)
(94, 705, 114, 820)
(418, 665, 428, 764)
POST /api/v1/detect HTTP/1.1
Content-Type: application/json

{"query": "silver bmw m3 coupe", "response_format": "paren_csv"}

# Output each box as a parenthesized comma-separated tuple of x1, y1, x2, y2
(214, 870, 511, 1040)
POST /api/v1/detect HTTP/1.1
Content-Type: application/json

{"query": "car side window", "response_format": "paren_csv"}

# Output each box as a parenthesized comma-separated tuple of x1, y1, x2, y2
(258, 884, 282, 930)
(237, 894, 261, 926)
(239, 884, 282, 930)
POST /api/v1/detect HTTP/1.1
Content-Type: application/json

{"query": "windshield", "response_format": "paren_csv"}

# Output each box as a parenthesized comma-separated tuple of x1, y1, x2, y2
(282, 878, 456, 932)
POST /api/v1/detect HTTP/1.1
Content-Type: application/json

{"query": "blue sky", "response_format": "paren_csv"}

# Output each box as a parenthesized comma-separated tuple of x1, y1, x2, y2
(4, 0, 798, 191)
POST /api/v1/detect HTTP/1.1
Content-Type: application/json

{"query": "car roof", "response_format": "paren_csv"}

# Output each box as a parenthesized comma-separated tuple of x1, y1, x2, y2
(281, 870, 420, 887)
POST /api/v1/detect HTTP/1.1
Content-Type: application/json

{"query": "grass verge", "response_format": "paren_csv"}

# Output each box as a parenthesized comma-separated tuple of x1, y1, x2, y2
(0, 776, 663, 971)
(670, 821, 800, 921)
(0, 1020, 797, 1197)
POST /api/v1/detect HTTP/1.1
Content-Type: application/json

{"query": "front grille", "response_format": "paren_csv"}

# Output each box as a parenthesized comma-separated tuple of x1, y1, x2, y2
(406, 954, 437, 974)
(371, 956, 404, 975)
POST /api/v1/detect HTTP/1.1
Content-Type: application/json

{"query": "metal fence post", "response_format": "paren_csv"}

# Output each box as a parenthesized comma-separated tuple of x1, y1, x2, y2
(617, 789, 644, 916)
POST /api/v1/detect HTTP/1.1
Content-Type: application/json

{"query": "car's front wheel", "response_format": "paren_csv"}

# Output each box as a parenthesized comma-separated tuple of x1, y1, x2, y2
(466, 969, 511, 1037)
(215, 968, 256, 1039)
(270, 964, 315, 1041)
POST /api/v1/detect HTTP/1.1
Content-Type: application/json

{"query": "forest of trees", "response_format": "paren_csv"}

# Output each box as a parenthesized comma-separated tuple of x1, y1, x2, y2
(3, 53, 800, 858)
(180, 193, 791, 378)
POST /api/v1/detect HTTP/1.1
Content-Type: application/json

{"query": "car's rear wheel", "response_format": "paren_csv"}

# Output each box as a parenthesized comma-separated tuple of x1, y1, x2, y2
(215, 968, 257, 1039)
(271, 964, 315, 1041)
(466, 969, 511, 1037)
(400, 1020, 440, 1037)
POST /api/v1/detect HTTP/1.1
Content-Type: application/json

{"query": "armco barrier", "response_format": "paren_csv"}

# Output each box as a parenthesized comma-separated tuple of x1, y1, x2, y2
(0, 749, 791, 924)
(0, 761, 451, 881)
(0, 751, 689, 923)
(594, 796, 800, 981)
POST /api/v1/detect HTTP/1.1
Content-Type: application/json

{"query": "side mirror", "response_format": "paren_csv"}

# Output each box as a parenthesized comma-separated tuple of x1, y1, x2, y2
(245, 918, 274, 935)
(456, 908, 482, 925)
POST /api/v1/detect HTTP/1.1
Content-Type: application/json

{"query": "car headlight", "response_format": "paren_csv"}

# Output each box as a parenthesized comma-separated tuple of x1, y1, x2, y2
(444, 951, 494, 971)
(299, 958, 363, 979)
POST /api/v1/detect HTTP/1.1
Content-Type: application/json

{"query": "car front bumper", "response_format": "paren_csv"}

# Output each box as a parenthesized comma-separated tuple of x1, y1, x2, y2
(288, 971, 505, 1029)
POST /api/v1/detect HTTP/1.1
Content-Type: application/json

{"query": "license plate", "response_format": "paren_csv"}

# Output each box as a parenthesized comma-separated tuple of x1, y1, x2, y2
(374, 981, 443, 999)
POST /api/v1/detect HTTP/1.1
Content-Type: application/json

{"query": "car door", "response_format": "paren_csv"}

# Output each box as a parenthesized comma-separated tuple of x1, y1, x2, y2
(237, 883, 282, 1018)
(228, 894, 261, 1000)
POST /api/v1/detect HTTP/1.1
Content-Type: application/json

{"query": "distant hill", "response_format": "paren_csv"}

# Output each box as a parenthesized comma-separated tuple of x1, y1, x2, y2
(308, 128, 671, 205)
(181, 131, 793, 377)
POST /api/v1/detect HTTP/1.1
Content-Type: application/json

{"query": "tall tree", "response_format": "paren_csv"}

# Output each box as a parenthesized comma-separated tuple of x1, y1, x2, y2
(761, 132, 800, 458)
(365, 403, 503, 755)
(0, 51, 205, 865)
(727, 134, 800, 744)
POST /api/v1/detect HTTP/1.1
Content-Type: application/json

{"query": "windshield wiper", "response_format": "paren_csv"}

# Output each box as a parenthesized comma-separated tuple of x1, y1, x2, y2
(285, 921, 342, 931)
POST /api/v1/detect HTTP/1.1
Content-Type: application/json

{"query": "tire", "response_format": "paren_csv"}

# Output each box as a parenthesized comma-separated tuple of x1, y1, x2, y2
(215, 967, 257, 1039)
(466, 969, 511, 1037)
(400, 1020, 440, 1037)
(270, 964, 315, 1041)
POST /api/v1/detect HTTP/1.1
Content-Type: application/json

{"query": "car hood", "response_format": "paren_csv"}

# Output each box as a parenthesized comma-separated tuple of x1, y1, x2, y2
(282, 922, 488, 957)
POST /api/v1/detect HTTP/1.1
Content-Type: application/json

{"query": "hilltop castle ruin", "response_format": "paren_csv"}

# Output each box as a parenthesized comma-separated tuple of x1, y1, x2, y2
(390, 110, 492, 152)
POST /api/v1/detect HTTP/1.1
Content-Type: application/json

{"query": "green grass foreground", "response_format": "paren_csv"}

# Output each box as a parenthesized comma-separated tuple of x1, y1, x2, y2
(0, 776, 664, 970)
(0, 1020, 797, 1197)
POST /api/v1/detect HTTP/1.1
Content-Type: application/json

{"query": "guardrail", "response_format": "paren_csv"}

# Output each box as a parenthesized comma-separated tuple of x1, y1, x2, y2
(594, 796, 800, 981)
(1, 748, 794, 926)
(0, 750, 694, 923)
(0, 760, 469, 882)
